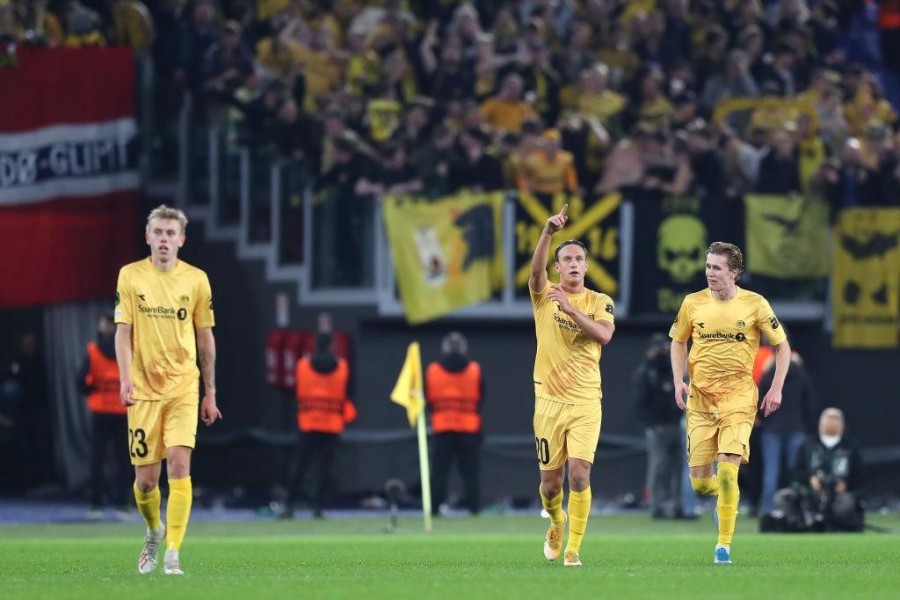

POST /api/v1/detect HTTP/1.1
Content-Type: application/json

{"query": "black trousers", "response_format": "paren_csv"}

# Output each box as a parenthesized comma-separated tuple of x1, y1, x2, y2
(89, 412, 131, 508)
(286, 431, 339, 513)
(431, 432, 482, 515)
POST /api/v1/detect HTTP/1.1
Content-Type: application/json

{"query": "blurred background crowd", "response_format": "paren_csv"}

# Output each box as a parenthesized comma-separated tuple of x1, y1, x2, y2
(4, 0, 900, 224)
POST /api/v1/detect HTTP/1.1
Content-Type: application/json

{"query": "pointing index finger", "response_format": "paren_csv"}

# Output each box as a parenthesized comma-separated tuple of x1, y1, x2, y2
(559, 203, 568, 217)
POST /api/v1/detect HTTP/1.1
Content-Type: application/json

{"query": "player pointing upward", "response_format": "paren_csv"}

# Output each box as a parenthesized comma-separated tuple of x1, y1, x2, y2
(529, 203, 616, 567)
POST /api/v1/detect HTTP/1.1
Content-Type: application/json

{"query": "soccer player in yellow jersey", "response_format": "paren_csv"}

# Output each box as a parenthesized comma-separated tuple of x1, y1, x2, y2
(529, 203, 615, 567)
(669, 242, 790, 565)
(114, 205, 222, 576)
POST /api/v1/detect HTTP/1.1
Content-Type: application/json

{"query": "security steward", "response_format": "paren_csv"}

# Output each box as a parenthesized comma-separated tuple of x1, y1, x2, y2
(426, 332, 483, 516)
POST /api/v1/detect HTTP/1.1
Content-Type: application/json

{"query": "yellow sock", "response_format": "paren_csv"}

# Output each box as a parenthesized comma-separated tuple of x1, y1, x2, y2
(565, 487, 591, 554)
(716, 463, 739, 546)
(166, 477, 193, 551)
(690, 475, 720, 497)
(539, 486, 565, 527)
(133, 482, 161, 530)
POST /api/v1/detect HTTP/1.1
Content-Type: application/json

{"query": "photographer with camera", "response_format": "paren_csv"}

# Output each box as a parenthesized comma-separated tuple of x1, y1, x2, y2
(764, 407, 864, 532)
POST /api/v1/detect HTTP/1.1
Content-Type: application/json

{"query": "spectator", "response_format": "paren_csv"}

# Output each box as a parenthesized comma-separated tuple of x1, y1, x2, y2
(755, 127, 802, 194)
(626, 67, 675, 131)
(202, 20, 254, 105)
(179, 0, 219, 96)
(481, 73, 538, 133)
(354, 142, 423, 198)
(452, 128, 504, 193)
(64, 1, 106, 47)
(567, 64, 627, 133)
(632, 333, 692, 520)
(758, 350, 819, 517)
(757, 42, 798, 98)
(110, 0, 155, 52)
(517, 128, 578, 196)
(520, 41, 562, 125)
(414, 124, 460, 198)
(818, 137, 883, 217)
(699, 49, 760, 117)
(421, 24, 474, 103)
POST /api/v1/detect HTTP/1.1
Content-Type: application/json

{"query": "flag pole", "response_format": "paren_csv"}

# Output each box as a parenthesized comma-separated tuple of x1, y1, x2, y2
(416, 389, 433, 533)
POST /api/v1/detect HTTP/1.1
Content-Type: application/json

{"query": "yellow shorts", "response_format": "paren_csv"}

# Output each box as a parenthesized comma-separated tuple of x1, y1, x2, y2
(533, 397, 602, 470)
(685, 406, 756, 467)
(127, 393, 199, 466)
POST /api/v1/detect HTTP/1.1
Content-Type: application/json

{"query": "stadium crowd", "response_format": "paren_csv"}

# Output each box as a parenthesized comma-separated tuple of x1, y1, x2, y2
(5, 0, 900, 224)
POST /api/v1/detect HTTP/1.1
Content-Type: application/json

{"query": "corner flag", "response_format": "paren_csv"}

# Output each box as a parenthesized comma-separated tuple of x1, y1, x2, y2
(390, 342, 423, 427)
(389, 341, 432, 531)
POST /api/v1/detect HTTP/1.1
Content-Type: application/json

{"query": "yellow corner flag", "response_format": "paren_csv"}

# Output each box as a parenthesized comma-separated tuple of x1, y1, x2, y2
(390, 342, 423, 427)
(389, 342, 433, 532)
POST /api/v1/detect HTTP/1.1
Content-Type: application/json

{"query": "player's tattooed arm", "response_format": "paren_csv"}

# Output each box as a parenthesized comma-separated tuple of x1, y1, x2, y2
(197, 327, 216, 391)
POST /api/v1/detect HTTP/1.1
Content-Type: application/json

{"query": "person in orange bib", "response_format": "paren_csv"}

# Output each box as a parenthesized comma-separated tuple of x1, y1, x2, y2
(282, 332, 357, 518)
(426, 332, 484, 516)
(79, 314, 130, 520)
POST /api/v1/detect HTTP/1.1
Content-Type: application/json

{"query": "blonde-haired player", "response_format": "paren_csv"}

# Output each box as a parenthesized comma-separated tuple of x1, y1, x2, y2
(529, 203, 615, 567)
(115, 204, 221, 575)
(670, 242, 790, 565)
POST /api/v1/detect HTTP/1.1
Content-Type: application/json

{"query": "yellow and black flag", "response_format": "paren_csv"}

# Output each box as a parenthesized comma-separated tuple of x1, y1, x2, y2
(382, 191, 504, 324)
(513, 191, 620, 297)
(745, 193, 830, 279)
(832, 207, 900, 348)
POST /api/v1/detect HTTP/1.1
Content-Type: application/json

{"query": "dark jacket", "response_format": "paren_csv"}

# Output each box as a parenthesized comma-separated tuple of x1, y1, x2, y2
(793, 436, 863, 492)
(758, 357, 818, 434)
(632, 354, 682, 427)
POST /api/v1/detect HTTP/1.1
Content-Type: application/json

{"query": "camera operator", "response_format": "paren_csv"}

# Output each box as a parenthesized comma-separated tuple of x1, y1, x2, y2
(765, 407, 864, 532)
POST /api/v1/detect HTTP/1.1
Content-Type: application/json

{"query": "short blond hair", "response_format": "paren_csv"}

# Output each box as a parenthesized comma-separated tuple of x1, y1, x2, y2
(146, 204, 188, 234)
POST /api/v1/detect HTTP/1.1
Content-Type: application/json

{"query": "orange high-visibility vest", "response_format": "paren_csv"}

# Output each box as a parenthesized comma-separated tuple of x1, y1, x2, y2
(86, 342, 126, 415)
(752, 346, 775, 385)
(426, 362, 482, 433)
(295, 356, 356, 433)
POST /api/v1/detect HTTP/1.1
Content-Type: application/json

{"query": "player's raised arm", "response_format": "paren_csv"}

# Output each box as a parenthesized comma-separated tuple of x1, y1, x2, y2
(529, 203, 568, 293)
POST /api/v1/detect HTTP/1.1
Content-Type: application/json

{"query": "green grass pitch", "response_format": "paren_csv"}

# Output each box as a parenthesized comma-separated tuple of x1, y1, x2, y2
(1, 513, 899, 600)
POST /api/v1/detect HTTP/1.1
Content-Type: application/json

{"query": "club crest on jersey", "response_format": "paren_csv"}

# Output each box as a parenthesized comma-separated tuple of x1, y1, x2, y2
(736, 320, 745, 329)
(179, 295, 190, 306)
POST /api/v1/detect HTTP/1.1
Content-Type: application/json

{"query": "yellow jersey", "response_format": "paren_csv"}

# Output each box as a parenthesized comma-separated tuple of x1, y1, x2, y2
(669, 287, 787, 412)
(115, 258, 215, 400)
(531, 281, 615, 405)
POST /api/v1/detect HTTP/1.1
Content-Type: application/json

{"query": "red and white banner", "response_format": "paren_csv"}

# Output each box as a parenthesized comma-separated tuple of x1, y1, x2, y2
(0, 48, 140, 308)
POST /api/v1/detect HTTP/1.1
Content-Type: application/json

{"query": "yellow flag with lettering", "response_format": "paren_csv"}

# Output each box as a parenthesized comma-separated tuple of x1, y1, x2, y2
(383, 191, 504, 324)
(832, 208, 900, 348)
(745, 193, 830, 278)
(390, 342, 423, 427)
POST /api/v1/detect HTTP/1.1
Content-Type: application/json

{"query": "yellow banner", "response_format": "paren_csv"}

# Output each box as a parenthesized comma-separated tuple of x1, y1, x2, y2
(832, 208, 900, 348)
(383, 191, 504, 324)
(257, 0, 290, 20)
(746, 193, 830, 278)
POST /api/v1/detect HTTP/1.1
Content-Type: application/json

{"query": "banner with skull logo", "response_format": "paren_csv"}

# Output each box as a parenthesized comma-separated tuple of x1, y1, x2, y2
(630, 194, 708, 314)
